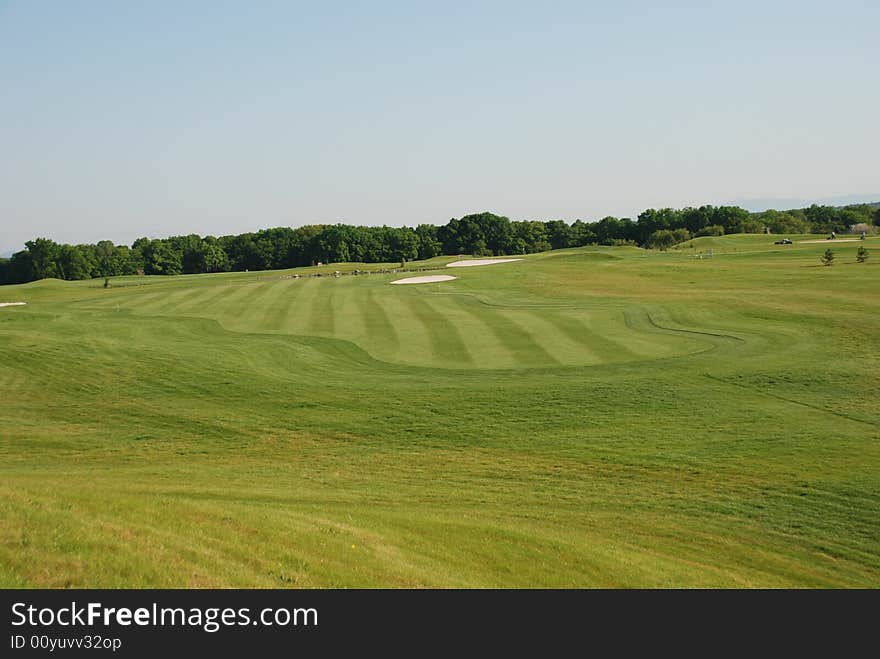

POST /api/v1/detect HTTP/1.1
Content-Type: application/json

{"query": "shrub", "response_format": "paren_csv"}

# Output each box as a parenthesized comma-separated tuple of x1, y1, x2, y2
(857, 246, 869, 263)
(647, 228, 691, 250)
(695, 225, 725, 237)
(821, 248, 834, 266)
(732, 218, 766, 234)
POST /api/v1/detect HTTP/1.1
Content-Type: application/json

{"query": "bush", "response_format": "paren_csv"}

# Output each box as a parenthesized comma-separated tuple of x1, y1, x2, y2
(647, 228, 691, 250)
(857, 246, 869, 263)
(695, 225, 725, 237)
(821, 248, 834, 266)
(733, 218, 766, 234)
(850, 223, 876, 236)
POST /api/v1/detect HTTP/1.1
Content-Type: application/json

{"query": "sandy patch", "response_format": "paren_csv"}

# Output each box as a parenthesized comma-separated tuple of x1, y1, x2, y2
(0, 302, 26, 307)
(446, 258, 523, 268)
(390, 275, 457, 285)
(799, 238, 863, 244)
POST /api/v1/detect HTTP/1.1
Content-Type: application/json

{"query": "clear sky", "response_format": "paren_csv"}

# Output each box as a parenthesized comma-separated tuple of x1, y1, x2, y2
(1, 1, 878, 253)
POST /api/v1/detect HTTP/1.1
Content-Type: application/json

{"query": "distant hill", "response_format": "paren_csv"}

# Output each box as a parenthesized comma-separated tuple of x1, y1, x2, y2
(732, 194, 880, 212)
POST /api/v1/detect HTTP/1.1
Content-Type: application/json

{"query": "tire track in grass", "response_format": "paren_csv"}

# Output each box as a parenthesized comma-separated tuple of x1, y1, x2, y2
(703, 374, 878, 428)
(621, 308, 715, 359)
(401, 291, 473, 367)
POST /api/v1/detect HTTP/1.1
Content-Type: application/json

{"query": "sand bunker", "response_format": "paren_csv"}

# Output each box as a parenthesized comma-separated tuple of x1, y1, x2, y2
(390, 275, 457, 285)
(799, 238, 863, 244)
(446, 258, 522, 268)
(0, 302, 26, 307)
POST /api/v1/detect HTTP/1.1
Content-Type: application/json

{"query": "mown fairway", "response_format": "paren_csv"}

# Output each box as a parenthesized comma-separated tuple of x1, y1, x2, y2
(1, 235, 878, 587)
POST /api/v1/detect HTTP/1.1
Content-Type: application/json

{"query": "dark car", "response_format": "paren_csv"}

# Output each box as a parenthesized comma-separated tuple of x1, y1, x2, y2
(773, 238, 793, 244)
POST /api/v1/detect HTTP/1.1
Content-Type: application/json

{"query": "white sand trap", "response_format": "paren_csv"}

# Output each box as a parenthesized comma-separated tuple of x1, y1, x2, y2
(799, 238, 862, 244)
(0, 302, 27, 307)
(446, 258, 523, 268)
(390, 275, 457, 285)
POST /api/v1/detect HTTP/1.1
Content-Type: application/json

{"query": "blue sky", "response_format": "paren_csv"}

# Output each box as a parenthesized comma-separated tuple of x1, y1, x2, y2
(1, 1, 878, 253)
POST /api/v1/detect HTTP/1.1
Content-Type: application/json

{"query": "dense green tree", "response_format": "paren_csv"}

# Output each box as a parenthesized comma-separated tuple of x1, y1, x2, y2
(457, 215, 489, 255)
(109, 246, 136, 276)
(680, 206, 715, 235)
(24, 238, 61, 279)
(636, 209, 681, 243)
(511, 220, 551, 254)
(840, 205, 875, 231)
(438, 217, 480, 255)
(317, 225, 353, 263)
(388, 227, 419, 263)
(544, 220, 571, 250)
(647, 228, 690, 250)
(8, 250, 36, 283)
(734, 217, 766, 233)
(93, 240, 117, 277)
(6, 199, 880, 286)
(568, 220, 597, 246)
(415, 224, 442, 260)
(282, 225, 324, 267)
(479, 213, 513, 255)
(253, 227, 296, 269)
(142, 239, 183, 275)
(220, 233, 272, 271)
(756, 210, 811, 234)
(712, 206, 751, 233)
(56, 244, 94, 280)
(203, 241, 230, 273)
(595, 216, 635, 245)
(130, 237, 151, 274)
(804, 205, 847, 234)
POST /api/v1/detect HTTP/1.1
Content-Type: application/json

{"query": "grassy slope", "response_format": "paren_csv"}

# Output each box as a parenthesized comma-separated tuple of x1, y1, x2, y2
(0, 235, 878, 587)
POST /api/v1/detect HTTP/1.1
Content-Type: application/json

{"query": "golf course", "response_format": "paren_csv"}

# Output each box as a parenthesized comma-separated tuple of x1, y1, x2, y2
(1, 234, 877, 587)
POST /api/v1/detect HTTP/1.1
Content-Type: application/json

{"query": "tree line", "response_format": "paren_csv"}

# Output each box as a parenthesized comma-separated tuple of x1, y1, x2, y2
(2, 203, 878, 285)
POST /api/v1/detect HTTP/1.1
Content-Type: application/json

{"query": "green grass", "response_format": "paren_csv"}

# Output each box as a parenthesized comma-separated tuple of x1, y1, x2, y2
(1, 235, 878, 587)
